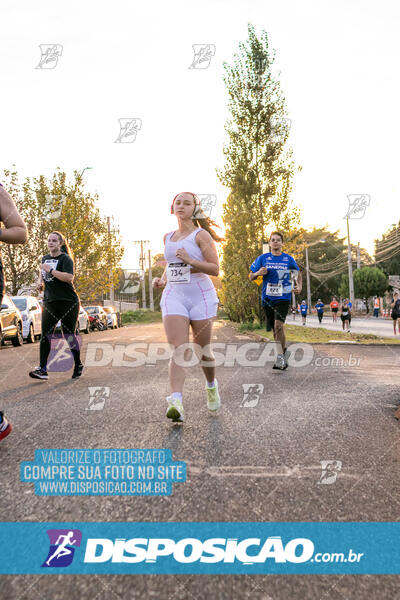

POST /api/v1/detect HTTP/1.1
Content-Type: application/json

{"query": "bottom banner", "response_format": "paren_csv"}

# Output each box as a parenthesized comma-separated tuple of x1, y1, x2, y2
(0, 522, 397, 574)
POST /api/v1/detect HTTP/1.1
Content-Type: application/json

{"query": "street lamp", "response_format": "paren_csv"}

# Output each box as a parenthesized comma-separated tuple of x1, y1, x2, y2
(79, 166, 93, 178)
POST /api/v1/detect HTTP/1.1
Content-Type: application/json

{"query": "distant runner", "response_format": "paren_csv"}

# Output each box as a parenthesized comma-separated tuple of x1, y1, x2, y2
(391, 292, 400, 336)
(249, 232, 302, 370)
(300, 300, 308, 326)
(341, 299, 351, 332)
(330, 297, 339, 322)
(315, 299, 324, 324)
(373, 297, 380, 318)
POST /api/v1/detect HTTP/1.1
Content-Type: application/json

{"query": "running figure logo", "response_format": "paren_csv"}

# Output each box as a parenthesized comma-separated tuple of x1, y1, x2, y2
(318, 460, 342, 485)
(188, 44, 216, 69)
(43, 193, 66, 221)
(47, 334, 82, 372)
(196, 194, 217, 218)
(269, 116, 291, 143)
(36, 44, 63, 69)
(115, 118, 142, 143)
(42, 529, 82, 567)
(345, 194, 371, 219)
(86, 386, 110, 411)
(241, 384, 264, 408)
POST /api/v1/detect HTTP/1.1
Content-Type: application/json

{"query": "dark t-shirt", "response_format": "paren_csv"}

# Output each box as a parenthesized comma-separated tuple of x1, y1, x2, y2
(392, 299, 400, 316)
(341, 305, 351, 317)
(41, 253, 79, 303)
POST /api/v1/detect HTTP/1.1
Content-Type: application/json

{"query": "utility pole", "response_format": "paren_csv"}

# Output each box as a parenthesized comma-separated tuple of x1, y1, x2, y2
(357, 242, 361, 269)
(107, 217, 114, 303)
(305, 246, 311, 314)
(148, 249, 154, 311)
(133, 240, 149, 309)
(346, 216, 355, 305)
(107, 216, 120, 304)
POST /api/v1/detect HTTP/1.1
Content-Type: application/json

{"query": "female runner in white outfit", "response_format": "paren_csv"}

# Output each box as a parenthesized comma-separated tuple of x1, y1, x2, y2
(153, 192, 223, 422)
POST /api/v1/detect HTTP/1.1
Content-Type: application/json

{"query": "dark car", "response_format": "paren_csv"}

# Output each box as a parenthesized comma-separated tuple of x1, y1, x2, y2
(0, 294, 24, 346)
(83, 305, 109, 331)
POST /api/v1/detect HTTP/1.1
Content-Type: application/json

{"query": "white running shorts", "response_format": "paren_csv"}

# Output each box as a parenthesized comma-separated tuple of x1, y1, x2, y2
(160, 276, 218, 320)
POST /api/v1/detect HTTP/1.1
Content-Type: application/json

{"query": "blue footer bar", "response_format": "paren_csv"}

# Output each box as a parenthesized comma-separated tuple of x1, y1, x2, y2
(0, 522, 397, 574)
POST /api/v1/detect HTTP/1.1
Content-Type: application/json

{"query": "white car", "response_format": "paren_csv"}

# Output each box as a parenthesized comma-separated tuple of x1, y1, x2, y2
(11, 296, 42, 343)
(55, 306, 90, 334)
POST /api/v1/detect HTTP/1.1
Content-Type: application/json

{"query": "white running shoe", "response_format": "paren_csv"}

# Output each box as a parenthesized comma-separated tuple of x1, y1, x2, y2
(166, 396, 184, 422)
(282, 349, 291, 370)
(206, 380, 221, 411)
(273, 353, 285, 370)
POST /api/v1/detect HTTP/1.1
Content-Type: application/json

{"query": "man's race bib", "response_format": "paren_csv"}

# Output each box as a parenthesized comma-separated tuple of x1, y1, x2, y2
(167, 262, 191, 283)
(266, 282, 283, 296)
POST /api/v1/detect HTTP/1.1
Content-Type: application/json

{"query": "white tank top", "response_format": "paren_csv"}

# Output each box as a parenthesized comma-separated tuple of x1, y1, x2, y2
(164, 228, 207, 281)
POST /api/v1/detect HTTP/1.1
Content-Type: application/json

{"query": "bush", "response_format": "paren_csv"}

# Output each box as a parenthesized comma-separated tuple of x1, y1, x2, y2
(121, 310, 162, 324)
(238, 320, 261, 332)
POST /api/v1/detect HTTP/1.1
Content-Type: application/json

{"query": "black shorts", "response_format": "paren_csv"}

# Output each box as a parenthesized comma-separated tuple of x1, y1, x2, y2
(331, 307, 338, 313)
(392, 312, 400, 320)
(341, 314, 351, 322)
(262, 299, 290, 331)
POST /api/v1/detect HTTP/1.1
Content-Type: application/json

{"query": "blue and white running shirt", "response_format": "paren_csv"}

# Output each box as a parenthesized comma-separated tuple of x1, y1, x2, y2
(250, 252, 299, 303)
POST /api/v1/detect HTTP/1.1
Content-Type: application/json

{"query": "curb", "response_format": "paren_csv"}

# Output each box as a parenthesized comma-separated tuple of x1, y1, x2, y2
(233, 330, 400, 347)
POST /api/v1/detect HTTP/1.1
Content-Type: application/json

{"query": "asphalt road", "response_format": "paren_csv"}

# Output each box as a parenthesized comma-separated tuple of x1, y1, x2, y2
(1, 321, 400, 599)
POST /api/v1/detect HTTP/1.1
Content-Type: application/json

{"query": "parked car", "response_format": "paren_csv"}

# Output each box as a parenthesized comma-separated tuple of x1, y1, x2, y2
(83, 306, 109, 331)
(103, 306, 119, 329)
(0, 294, 23, 346)
(11, 295, 42, 343)
(55, 306, 90, 334)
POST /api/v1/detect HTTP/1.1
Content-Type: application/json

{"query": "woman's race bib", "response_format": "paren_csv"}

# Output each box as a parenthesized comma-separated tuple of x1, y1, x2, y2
(167, 262, 191, 283)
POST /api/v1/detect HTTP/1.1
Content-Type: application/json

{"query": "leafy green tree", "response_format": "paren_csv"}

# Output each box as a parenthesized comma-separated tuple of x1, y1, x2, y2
(375, 221, 400, 279)
(218, 24, 299, 321)
(339, 266, 387, 311)
(1, 168, 124, 301)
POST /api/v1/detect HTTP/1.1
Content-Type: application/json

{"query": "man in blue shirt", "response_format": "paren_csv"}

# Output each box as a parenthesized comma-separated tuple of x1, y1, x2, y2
(315, 299, 324, 324)
(300, 300, 308, 325)
(250, 231, 302, 370)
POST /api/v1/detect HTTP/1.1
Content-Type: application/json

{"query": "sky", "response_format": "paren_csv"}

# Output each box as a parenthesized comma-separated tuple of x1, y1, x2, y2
(1, 0, 399, 268)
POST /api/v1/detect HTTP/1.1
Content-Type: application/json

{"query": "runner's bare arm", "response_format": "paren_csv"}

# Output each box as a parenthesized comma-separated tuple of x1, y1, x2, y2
(51, 270, 74, 283)
(0, 186, 28, 244)
(249, 267, 267, 281)
(41, 262, 74, 283)
(293, 271, 302, 293)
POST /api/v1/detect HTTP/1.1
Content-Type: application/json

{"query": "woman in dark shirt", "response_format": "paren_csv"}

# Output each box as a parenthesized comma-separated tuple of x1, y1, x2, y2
(341, 299, 351, 332)
(29, 231, 83, 380)
(391, 292, 400, 336)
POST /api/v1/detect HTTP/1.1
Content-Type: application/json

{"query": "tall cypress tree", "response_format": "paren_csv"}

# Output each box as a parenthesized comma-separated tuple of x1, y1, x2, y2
(218, 24, 299, 321)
